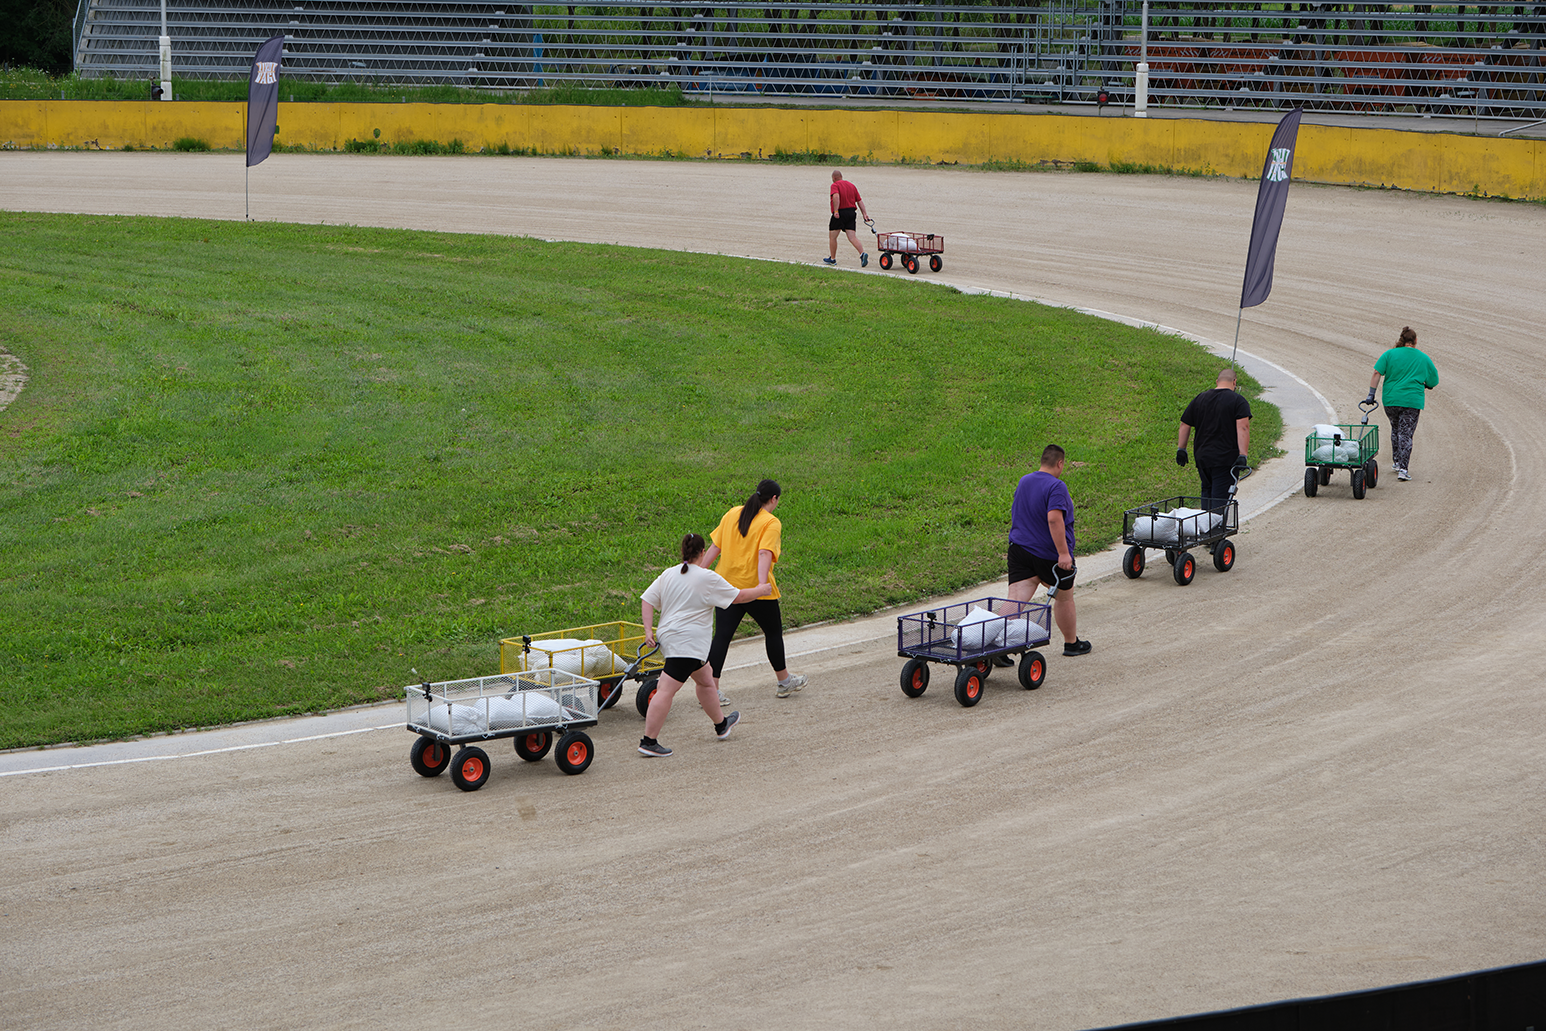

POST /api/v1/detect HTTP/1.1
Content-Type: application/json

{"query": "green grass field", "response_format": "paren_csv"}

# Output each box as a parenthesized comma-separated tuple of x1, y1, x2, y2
(0, 211, 1279, 748)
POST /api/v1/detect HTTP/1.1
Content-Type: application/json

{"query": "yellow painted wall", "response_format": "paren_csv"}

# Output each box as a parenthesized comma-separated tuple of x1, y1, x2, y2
(3, 100, 1540, 199)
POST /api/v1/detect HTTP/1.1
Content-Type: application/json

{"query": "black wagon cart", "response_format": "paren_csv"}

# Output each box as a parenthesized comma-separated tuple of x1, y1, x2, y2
(1121, 490, 1241, 586)
(896, 596, 1053, 707)
(405, 669, 601, 792)
(1303, 401, 1380, 499)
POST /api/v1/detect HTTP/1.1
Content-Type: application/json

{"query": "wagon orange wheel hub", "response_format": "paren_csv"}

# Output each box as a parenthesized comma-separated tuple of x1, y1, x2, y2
(967, 678, 981, 698)
(1030, 659, 1043, 678)
(566, 741, 588, 764)
(426, 744, 443, 764)
(911, 670, 925, 689)
(461, 756, 485, 780)
(523, 734, 542, 751)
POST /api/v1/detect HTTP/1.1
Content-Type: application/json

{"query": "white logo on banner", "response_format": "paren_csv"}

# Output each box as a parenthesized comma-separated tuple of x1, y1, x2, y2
(1266, 147, 1291, 182)
(254, 62, 278, 84)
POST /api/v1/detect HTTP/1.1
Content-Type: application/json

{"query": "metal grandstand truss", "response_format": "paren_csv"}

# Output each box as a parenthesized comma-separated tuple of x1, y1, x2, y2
(71, 2, 1544, 121)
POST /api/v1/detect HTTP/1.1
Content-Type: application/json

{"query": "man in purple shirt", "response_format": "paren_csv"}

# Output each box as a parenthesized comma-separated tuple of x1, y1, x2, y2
(1007, 444, 1091, 656)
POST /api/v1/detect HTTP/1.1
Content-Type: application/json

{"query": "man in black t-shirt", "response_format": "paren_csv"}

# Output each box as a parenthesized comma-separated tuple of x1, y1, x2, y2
(1177, 368, 1252, 512)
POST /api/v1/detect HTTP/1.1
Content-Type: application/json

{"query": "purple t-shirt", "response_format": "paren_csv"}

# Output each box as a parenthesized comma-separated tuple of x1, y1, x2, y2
(1009, 471, 1075, 560)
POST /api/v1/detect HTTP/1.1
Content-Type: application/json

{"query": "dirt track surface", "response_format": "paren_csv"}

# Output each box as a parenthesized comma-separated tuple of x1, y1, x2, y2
(2, 153, 1544, 1030)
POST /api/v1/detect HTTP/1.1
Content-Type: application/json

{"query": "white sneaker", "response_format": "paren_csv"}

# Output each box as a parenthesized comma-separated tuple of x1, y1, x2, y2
(718, 691, 730, 707)
(776, 673, 807, 698)
(1397, 468, 1411, 481)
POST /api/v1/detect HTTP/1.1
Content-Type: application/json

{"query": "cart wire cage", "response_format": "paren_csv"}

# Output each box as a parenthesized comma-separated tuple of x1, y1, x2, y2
(406, 668, 598, 742)
(1305, 423, 1379, 467)
(499, 621, 663, 679)
(897, 597, 1052, 664)
(1122, 496, 1239, 547)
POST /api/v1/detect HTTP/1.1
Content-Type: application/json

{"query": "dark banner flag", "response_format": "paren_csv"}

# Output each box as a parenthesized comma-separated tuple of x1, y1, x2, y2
(246, 34, 284, 168)
(1239, 106, 1304, 309)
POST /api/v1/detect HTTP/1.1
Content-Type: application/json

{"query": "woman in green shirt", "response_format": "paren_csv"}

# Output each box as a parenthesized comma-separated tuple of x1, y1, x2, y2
(1365, 326, 1439, 481)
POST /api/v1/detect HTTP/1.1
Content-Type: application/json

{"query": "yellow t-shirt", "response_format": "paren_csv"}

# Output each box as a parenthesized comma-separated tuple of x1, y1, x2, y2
(710, 506, 781, 600)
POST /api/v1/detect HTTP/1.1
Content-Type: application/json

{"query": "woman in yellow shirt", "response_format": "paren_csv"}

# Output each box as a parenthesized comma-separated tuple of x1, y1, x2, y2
(705, 479, 808, 699)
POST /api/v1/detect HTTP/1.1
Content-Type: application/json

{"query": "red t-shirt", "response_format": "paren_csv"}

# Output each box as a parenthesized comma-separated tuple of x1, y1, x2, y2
(830, 179, 861, 211)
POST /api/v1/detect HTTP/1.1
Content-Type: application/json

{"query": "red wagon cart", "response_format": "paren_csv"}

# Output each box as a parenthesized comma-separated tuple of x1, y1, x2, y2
(875, 229, 944, 274)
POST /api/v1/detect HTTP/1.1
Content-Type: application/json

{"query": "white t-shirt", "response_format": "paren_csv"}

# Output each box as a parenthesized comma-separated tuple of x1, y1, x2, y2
(640, 564, 741, 660)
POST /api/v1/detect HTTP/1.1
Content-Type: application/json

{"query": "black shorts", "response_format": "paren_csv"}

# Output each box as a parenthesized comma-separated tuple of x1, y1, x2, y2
(662, 656, 707, 682)
(1008, 542, 1076, 591)
(829, 207, 857, 232)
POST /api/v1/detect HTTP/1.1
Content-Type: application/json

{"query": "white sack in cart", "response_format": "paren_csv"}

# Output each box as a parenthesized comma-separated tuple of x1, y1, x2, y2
(524, 638, 623, 678)
(1132, 507, 1221, 544)
(1001, 617, 1051, 648)
(1310, 441, 1364, 463)
(1311, 424, 1343, 440)
(952, 605, 1003, 650)
(422, 693, 570, 736)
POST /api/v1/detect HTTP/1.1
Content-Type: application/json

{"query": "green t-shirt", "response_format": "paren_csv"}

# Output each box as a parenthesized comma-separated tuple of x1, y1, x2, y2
(1374, 346, 1439, 409)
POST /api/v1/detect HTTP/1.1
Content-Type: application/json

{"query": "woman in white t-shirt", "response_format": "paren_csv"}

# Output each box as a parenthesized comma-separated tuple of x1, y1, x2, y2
(638, 533, 771, 757)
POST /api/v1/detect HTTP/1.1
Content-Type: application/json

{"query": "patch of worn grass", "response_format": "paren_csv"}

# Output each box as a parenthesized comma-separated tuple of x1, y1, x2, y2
(0, 212, 1277, 747)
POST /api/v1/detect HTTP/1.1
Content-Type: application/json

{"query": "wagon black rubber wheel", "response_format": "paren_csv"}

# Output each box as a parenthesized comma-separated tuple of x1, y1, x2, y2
(900, 658, 930, 698)
(555, 731, 594, 775)
(410, 736, 451, 778)
(1364, 458, 1379, 489)
(1018, 651, 1046, 691)
(635, 677, 659, 718)
(450, 746, 491, 792)
(973, 657, 992, 677)
(928, 254, 942, 272)
(1212, 538, 1236, 573)
(1320, 466, 1333, 485)
(1122, 545, 1145, 579)
(596, 677, 622, 710)
(878, 252, 893, 270)
(514, 730, 552, 762)
(1304, 467, 1319, 497)
(1164, 549, 1176, 566)
(953, 666, 985, 707)
(904, 255, 918, 274)
(1352, 468, 1366, 500)
(1172, 550, 1196, 586)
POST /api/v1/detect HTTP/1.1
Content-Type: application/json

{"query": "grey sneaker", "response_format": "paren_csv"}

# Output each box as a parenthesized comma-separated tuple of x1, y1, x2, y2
(1397, 468, 1411, 481)
(715, 710, 740, 740)
(638, 737, 672, 757)
(776, 673, 807, 698)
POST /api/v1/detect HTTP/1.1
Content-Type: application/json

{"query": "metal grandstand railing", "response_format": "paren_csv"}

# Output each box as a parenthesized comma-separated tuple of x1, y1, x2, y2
(71, 2, 1546, 121)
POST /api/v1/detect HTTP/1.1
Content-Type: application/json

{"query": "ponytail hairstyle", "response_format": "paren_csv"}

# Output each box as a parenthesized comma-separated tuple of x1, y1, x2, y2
(737, 479, 781, 537)
(1398, 326, 1417, 347)
(679, 532, 705, 573)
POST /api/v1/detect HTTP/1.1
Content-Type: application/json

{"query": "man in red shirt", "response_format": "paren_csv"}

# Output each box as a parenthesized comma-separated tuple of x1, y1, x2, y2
(825, 170, 871, 267)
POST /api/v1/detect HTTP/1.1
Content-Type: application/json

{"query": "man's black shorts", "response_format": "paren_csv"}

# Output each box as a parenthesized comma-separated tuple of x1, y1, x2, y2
(829, 207, 857, 232)
(1008, 541, 1076, 591)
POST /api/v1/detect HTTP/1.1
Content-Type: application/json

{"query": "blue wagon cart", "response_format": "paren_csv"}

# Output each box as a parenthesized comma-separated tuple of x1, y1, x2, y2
(1304, 400, 1381, 499)
(896, 596, 1053, 707)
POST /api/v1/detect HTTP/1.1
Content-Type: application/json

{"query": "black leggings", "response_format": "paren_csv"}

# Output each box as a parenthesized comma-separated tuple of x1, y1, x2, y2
(707, 599, 787, 679)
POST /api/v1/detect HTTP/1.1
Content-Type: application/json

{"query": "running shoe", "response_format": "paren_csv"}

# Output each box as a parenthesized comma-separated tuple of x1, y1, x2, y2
(822, 257, 837, 265)
(638, 737, 673, 757)
(1397, 468, 1411, 481)
(715, 711, 741, 740)
(860, 252, 869, 267)
(1062, 639, 1093, 656)
(776, 673, 808, 698)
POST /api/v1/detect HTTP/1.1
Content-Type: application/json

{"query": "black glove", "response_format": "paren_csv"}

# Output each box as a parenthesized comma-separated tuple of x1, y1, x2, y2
(1232, 453, 1251, 472)
(1363, 389, 1376, 405)
(1175, 448, 1188, 467)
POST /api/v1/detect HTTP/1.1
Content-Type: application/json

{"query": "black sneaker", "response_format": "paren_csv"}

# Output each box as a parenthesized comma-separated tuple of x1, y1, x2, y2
(992, 654, 1015, 667)
(1062, 638, 1092, 656)
(715, 711, 740, 740)
(638, 737, 673, 757)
